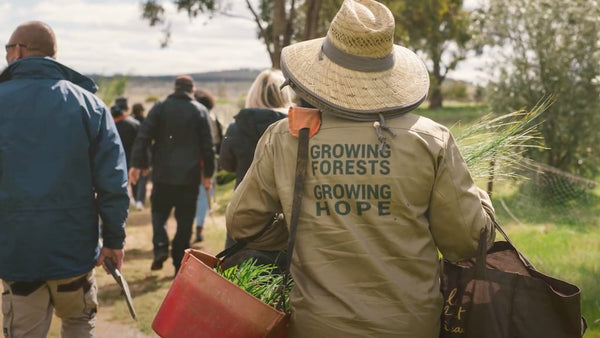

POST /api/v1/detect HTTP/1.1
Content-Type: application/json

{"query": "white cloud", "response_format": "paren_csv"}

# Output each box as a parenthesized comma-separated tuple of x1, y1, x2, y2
(0, 0, 271, 75)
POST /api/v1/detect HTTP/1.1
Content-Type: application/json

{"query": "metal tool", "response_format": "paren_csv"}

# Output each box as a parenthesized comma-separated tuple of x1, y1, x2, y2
(104, 259, 137, 320)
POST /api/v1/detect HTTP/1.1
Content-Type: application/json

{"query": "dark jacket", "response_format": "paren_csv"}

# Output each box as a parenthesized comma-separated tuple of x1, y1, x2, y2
(219, 108, 287, 187)
(131, 92, 215, 186)
(133, 114, 145, 124)
(0, 57, 129, 281)
(114, 115, 140, 168)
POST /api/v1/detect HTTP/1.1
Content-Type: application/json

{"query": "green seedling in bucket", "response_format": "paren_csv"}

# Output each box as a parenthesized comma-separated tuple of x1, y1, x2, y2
(217, 258, 294, 313)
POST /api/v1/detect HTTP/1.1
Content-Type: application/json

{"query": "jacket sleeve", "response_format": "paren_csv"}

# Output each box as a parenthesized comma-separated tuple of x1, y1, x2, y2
(130, 102, 160, 169)
(225, 128, 288, 251)
(93, 105, 129, 249)
(198, 109, 215, 178)
(428, 131, 496, 262)
(219, 122, 237, 173)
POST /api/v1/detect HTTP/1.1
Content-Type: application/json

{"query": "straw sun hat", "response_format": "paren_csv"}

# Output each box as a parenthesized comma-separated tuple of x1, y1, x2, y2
(281, 0, 430, 120)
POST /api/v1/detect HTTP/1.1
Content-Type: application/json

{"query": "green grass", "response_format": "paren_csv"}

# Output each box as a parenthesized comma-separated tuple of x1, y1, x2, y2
(416, 102, 492, 128)
(499, 225, 600, 337)
(492, 181, 600, 337)
(217, 258, 293, 312)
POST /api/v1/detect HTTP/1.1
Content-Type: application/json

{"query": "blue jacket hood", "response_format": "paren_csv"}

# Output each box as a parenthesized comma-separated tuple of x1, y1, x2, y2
(0, 56, 98, 93)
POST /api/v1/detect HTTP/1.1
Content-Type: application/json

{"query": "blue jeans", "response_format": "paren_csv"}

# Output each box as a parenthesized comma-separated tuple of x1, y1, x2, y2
(195, 184, 212, 228)
(150, 183, 199, 270)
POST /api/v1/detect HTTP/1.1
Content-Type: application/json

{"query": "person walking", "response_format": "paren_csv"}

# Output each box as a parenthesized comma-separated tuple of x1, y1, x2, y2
(219, 68, 294, 189)
(131, 102, 146, 124)
(129, 102, 149, 210)
(0, 21, 129, 337)
(111, 98, 141, 209)
(192, 89, 222, 242)
(129, 75, 214, 275)
(219, 68, 294, 248)
(225, 1, 496, 337)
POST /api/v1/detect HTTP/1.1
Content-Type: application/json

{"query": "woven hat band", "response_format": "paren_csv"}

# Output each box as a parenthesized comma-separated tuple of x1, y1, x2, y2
(321, 36, 395, 72)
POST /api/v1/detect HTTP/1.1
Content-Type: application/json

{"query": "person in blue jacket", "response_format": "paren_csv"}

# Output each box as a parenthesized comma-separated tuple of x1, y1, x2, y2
(0, 21, 129, 337)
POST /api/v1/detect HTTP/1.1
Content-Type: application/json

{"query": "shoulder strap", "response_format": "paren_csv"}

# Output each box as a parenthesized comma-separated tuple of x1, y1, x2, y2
(214, 109, 315, 312)
(276, 124, 311, 311)
(215, 214, 283, 260)
(215, 109, 318, 262)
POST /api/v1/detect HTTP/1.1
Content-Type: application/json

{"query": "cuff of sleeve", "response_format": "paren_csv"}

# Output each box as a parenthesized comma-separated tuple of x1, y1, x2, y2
(102, 237, 125, 249)
(477, 187, 495, 216)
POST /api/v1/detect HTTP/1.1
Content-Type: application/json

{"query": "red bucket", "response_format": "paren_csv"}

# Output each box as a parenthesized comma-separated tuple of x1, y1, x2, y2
(152, 249, 289, 338)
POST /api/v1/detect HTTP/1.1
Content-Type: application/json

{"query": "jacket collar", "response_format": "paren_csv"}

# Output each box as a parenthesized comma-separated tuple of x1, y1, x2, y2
(0, 57, 98, 93)
(168, 90, 195, 101)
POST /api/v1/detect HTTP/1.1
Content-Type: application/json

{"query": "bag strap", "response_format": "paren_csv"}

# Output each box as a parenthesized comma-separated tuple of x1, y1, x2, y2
(276, 126, 310, 311)
(214, 124, 311, 312)
(492, 221, 535, 270)
(215, 214, 283, 260)
(474, 229, 489, 278)
(485, 178, 535, 270)
(473, 220, 535, 276)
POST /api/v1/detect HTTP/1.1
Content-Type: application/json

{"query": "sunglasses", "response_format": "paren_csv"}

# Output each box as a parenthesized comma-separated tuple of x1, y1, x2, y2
(5, 43, 28, 52)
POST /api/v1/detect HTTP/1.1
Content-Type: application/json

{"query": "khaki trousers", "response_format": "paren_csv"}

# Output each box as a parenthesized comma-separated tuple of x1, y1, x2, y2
(2, 270, 98, 338)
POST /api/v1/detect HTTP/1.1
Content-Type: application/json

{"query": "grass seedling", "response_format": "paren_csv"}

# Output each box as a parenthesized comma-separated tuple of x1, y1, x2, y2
(217, 258, 294, 312)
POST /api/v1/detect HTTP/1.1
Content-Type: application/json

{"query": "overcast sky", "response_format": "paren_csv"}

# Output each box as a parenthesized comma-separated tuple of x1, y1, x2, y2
(0, 0, 273, 76)
(0, 0, 488, 83)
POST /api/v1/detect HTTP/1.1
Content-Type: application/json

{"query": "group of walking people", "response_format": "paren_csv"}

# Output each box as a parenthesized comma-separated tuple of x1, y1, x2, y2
(0, 0, 497, 337)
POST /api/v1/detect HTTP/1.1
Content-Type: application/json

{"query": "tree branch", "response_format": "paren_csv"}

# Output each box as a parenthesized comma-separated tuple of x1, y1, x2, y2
(245, 0, 273, 61)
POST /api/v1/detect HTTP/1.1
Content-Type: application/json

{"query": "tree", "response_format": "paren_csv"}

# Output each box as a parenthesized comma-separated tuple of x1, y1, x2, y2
(474, 0, 600, 178)
(384, 0, 472, 109)
(95, 76, 128, 107)
(141, 0, 333, 69)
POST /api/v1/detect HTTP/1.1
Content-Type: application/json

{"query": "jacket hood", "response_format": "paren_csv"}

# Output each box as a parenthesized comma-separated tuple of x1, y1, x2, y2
(235, 108, 287, 145)
(0, 57, 98, 93)
(235, 108, 287, 131)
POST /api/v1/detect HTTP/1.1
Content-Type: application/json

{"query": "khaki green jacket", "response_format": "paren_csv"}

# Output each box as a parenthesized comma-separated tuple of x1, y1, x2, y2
(226, 112, 495, 338)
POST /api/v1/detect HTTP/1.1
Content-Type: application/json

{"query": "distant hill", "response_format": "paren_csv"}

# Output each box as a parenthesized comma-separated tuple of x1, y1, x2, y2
(95, 69, 259, 123)
(88, 68, 262, 83)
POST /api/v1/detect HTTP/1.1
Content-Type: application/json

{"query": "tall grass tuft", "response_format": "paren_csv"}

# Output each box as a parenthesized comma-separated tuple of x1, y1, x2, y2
(454, 96, 552, 183)
(217, 258, 294, 312)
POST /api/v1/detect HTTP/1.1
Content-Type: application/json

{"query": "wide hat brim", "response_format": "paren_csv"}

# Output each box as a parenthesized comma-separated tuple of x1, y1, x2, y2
(281, 37, 430, 118)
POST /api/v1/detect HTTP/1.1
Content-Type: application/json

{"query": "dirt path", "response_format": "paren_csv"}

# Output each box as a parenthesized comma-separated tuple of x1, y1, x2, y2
(94, 213, 227, 338)
(95, 311, 156, 338)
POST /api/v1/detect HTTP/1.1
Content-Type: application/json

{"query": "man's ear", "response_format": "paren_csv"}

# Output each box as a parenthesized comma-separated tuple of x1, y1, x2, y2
(16, 45, 26, 60)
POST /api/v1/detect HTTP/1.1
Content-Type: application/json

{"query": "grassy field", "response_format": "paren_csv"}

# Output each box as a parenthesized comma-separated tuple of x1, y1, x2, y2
(426, 102, 600, 335)
(17, 102, 599, 337)
(490, 180, 600, 337)
(416, 101, 492, 127)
